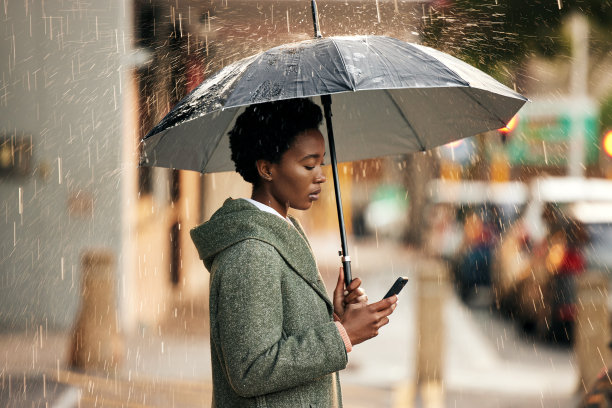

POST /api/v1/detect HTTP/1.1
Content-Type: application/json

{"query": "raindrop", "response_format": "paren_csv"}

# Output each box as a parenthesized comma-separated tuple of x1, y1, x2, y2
(18, 186, 23, 215)
(179, 13, 183, 38)
(57, 156, 62, 184)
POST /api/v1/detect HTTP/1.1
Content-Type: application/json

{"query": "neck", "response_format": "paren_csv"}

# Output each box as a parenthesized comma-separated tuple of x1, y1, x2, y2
(251, 188, 288, 218)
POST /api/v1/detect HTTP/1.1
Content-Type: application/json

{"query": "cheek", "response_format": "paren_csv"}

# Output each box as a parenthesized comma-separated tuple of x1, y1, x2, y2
(288, 175, 310, 198)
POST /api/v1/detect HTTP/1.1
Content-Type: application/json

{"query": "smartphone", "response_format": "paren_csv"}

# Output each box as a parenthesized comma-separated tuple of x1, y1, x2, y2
(383, 277, 409, 299)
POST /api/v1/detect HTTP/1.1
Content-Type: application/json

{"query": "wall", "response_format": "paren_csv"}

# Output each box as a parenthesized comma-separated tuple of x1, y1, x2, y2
(0, 1, 129, 330)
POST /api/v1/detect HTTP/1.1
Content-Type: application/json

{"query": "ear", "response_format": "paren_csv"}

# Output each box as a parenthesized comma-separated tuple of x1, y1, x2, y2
(255, 159, 274, 181)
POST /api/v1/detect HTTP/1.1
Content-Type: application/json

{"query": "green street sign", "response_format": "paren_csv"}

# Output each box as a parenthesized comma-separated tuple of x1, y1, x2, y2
(507, 98, 599, 166)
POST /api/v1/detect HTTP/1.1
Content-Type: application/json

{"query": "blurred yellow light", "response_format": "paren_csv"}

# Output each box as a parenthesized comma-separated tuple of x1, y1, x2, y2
(498, 115, 518, 134)
(604, 130, 612, 158)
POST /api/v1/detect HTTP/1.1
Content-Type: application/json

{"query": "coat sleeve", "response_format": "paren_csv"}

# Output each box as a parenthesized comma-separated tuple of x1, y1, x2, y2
(212, 239, 348, 398)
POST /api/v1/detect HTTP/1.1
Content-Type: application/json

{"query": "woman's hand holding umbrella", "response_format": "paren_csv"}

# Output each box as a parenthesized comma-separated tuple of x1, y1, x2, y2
(333, 267, 367, 317)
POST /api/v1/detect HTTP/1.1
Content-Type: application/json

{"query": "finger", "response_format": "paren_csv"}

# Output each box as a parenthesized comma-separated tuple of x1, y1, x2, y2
(344, 287, 365, 304)
(378, 301, 398, 317)
(347, 277, 362, 292)
(378, 303, 397, 317)
(345, 294, 368, 306)
(334, 267, 344, 297)
(369, 295, 398, 311)
(350, 286, 365, 297)
(377, 316, 390, 329)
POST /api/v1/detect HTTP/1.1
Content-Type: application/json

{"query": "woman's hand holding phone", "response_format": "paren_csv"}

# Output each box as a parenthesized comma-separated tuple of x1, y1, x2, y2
(340, 296, 398, 345)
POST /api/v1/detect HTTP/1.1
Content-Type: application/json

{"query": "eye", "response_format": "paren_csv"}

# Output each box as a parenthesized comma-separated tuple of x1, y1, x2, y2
(305, 166, 315, 170)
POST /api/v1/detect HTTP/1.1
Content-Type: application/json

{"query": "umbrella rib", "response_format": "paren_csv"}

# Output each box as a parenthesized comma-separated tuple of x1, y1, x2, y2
(458, 87, 509, 128)
(330, 39, 357, 91)
(385, 89, 426, 151)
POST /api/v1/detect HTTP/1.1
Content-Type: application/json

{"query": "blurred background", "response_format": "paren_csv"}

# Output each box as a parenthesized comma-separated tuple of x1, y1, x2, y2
(2, 0, 612, 407)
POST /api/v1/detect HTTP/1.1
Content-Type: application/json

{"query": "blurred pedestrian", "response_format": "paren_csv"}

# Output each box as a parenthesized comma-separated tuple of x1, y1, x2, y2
(190, 99, 398, 408)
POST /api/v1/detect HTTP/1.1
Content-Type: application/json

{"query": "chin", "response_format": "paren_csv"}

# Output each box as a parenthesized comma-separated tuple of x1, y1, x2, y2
(293, 201, 313, 211)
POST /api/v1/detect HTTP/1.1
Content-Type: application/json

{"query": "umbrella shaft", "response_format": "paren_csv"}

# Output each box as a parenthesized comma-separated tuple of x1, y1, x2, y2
(321, 94, 352, 285)
(311, 0, 322, 39)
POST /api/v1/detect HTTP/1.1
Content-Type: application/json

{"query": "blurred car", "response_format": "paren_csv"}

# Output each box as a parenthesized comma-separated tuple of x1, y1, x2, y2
(425, 179, 528, 301)
(492, 177, 612, 343)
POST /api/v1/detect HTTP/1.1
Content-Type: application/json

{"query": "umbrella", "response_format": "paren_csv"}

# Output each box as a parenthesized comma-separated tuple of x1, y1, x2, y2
(140, 0, 528, 285)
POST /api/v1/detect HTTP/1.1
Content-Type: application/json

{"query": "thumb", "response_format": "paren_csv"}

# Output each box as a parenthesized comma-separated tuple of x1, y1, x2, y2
(334, 266, 345, 298)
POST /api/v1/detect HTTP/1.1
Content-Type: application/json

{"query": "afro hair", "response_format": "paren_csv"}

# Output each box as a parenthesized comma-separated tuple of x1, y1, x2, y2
(229, 99, 323, 185)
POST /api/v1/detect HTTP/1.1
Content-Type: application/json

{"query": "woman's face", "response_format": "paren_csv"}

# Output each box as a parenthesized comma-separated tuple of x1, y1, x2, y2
(266, 129, 327, 214)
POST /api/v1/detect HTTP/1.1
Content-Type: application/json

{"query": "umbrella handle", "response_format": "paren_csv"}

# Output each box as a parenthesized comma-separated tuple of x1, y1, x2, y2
(342, 259, 352, 287)
(321, 94, 352, 286)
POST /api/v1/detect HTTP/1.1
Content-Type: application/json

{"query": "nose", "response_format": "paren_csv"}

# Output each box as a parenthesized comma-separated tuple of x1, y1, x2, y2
(315, 169, 326, 184)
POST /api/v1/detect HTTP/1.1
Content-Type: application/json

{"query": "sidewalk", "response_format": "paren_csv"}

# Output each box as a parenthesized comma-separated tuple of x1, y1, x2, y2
(0, 237, 584, 407)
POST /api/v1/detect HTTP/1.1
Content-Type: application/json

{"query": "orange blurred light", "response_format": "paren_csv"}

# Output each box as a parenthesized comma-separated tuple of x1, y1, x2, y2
(604, 130, 612, 158)
(498, 115, 518, 134)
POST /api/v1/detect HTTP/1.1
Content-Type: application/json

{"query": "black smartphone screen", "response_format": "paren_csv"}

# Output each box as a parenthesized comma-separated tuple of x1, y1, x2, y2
(383, 277, 409, 299)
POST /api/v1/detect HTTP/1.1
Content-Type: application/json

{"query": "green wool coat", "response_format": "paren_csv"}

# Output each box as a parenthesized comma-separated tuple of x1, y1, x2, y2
(190, 198, 348, 408)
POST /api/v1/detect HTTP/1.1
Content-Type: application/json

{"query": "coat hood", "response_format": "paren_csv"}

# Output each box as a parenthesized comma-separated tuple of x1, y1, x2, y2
(190, 198, 316, 276)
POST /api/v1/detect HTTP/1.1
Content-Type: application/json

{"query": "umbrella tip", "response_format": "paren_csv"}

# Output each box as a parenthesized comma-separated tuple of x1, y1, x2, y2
(311, 0, 322, 39)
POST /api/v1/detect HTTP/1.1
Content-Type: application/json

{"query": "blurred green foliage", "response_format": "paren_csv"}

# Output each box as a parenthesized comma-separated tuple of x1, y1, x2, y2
(419, 0, 612, 76)
(601, 94, 612, 132)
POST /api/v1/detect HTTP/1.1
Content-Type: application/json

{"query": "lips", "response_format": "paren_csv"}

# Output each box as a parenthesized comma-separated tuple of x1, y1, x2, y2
(309, 189, 322, 201)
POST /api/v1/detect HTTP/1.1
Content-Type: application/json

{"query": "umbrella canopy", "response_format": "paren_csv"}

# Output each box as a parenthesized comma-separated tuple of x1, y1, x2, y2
(140, 35, 527, 172)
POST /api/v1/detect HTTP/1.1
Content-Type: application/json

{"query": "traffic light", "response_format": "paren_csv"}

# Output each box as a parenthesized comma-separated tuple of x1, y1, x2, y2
(498, 115, 518, 144)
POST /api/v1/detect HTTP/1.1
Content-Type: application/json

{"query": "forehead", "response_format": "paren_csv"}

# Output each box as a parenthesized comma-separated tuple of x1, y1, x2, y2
(288, 129, 325, 155)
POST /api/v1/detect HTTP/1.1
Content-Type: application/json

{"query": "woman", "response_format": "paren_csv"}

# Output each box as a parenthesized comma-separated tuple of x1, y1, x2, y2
(190, 99, 398, 407)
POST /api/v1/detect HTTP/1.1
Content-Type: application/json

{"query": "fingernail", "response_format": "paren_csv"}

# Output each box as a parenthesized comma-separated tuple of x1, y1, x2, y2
(343, 290, 349, 296)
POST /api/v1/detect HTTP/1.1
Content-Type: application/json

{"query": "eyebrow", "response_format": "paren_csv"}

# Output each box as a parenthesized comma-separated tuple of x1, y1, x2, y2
(300, 153, 325, 161)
